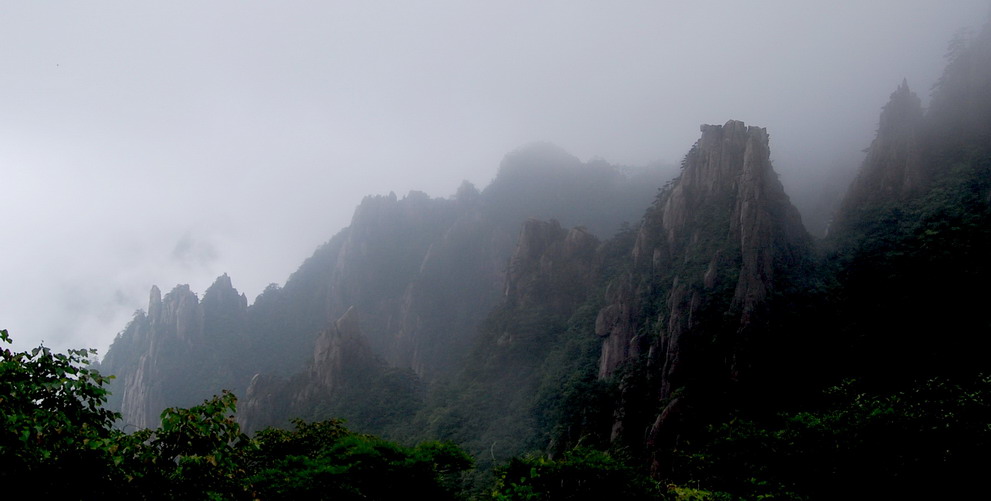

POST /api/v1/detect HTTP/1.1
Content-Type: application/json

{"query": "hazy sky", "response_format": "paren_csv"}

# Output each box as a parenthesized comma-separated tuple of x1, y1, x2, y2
(2, 1, 988, 356)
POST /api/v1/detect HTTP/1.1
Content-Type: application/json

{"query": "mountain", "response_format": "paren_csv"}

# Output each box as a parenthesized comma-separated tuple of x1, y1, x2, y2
(831, 80, 926, 227)
(411, 21, 991, 495)
(821, 21, 991, 384)
(594, 120, 815, 472)
(238, 306, 421, 435)
(93, 18, 991, 498)
(100, 277, 248, 428)
(98, 149, 675, 430)
(402, 119, 820, 479)
(411, 218, 608, 471)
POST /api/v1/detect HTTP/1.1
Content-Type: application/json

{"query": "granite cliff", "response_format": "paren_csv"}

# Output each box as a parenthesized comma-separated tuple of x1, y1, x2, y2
(593, 120, 813, 469)
(90, 18, 991, 497)
(237, 307, 417, 434)
(101, 276, 247, 429)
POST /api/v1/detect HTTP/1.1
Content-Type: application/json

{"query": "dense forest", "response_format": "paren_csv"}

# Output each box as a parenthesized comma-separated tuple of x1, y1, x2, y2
(4, 18, 991, 501)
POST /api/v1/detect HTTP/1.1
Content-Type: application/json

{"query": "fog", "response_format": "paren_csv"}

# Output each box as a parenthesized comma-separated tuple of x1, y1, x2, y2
(2, 1, 988, 356)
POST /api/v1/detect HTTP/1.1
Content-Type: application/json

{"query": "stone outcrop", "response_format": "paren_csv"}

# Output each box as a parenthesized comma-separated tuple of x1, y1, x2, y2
(595, 273, 639, 378)
(239, 306, 383, 433)
(595, 120, 812, 465)
(832, 81, 925, 232)
(504, 219, 599, 315)
(100, 142, 675, 431)
(101, 276, 248, 429)
(307, 307, 370, 393)
(118, 285, 201, 429)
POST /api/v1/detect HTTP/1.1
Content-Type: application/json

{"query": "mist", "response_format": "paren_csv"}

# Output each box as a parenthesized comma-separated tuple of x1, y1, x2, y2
(1, 1, 988, 356)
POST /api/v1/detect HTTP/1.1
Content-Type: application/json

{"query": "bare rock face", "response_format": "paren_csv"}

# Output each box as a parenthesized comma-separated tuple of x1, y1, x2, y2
(119, 284, 202, 428)
(239, 306, 390, 433)
(101, 276, 248, 429)
(240, 307, 371, 432)
(595, 273, 639, 379)
(316, 190, 496, 378)
(100, 143, 673, 432)
(308, 306, 369, 392)
(503, 219, 599, 315)
(239, 373, 291, 434)
(602, 120, 809, 376)
(596, 120, 812, 465)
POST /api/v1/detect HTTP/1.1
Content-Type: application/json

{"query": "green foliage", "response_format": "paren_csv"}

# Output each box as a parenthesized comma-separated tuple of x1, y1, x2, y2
(414, 277, 613, 490)
(1, 331, 473, 499)
(668, 375, 991, 500)
(115, 391, 251, 499)
(248, 419, 473, 500)
(531, 305, 618, 456)
(823, 155, 991, 378)
(300, 365, 425, 438)
(492, 447, 664, 500)
(665, 487, 736, 501)
(0, 329, 122, 496)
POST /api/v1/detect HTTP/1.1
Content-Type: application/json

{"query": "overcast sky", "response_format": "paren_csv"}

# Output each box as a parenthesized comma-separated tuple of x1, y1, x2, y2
(2, 1, 988, 357)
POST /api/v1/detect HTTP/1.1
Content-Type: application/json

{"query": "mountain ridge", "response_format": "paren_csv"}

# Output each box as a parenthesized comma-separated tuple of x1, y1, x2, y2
(98, 151, 676, 430)
(92, 19, 991, 496)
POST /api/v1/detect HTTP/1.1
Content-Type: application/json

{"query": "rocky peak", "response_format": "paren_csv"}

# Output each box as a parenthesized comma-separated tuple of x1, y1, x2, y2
(153, 285, 202, 340)
(350, 190, 448, 232)
(622, 120, 808, 332)
(105, 284, 205, 429)
(833, 81, 925, 228)
(204, 273, 234, 296)
(676, 120, 760, 199)
(881, 80, 923, 131)
(148, 285, 162, 319)
(596, 120, 812, 464)
(103, 279, 252, 429)
(505, 219, 568, 294)
(202, 273, 248, 312)
(634, 120, 803, 273)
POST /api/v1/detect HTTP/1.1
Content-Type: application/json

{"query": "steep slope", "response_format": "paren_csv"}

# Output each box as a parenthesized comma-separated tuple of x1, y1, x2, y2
(414, 218, 606, 473)
(830, 80, 926, 234)
(594, 120, 814, 470)
(100, 276, 248, 429)
(418, 121, 815, 477)
(927, 22, 991, 155)
(99, 149, 676, 429)
(834, 21, 991, 239)
(239, 307, 420, 435)
(644, 25, 991, 499)
(823, 21, 991, 382)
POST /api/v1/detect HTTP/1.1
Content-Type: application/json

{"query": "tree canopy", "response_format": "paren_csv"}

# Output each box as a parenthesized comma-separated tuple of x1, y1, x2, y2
(0, 329, 473, 500)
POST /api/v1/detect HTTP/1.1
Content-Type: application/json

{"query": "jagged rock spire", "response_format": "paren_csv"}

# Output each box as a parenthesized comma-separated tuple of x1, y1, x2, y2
(600, 120, 810, 379)
(833, 81, 925, 231)
(595, 120, 813, 473)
